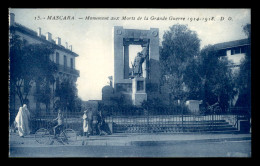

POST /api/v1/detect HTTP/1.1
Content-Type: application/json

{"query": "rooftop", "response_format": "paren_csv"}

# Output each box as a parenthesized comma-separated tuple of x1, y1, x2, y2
(11, 22, 79, 57)
(213, 38, 250, 51)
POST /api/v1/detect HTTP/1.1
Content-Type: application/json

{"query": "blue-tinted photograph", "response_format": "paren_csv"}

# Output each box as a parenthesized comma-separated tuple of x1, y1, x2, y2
(8, 8, 251, 157)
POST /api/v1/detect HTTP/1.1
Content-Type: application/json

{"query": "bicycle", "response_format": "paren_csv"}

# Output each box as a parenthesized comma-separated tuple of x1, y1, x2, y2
(34, 121, 77, 145)
(207, 102, 222, 114)
(206, 102, 222, 130)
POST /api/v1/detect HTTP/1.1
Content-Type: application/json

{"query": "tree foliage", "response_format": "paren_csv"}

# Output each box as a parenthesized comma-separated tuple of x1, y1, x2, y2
(235, 23, 251, 108)
(160, 24, 238, 112)
(199, 45, 236, 111)
(55, 79, 79, 112)
(9, 33, 56, 107)
(160, 24, 201, 102)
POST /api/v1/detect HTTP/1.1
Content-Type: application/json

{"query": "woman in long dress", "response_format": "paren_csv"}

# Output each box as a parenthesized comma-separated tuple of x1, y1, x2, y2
(15, 104, 30, 137)
(82, 110, 89, 137)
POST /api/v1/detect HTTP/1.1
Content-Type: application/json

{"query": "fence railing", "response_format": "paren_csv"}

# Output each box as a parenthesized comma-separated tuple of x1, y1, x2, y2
(104, 114, 240, 133)
(12, 107, 250, 134)
(29, 113, 248, 134)
(30, 112, 83, 134)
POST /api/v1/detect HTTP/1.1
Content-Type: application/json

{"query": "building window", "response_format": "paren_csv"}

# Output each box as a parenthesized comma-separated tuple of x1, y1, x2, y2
(64, 55, 67, 68)
(231, 49, 235, 55)
(234, 47, 240, 54)
(50, 54, 54, 61)
(70, 58, 74, 69)
(56, 52, 60, 64)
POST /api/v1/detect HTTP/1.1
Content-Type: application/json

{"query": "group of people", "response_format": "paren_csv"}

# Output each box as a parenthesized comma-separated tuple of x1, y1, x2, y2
(82, 108, 111, 137)
(13, 104, 111, 139)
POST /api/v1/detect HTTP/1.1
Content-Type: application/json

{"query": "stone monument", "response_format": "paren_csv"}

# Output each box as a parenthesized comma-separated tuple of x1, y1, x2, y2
(112, 26, 160, 106)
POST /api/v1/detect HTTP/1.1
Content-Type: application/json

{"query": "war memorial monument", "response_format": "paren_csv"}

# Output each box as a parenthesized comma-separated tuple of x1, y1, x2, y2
(111, 26, 161, 106)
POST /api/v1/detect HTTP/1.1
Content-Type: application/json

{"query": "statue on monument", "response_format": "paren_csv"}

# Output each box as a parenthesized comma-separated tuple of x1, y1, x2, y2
(132, 44, 148, 77)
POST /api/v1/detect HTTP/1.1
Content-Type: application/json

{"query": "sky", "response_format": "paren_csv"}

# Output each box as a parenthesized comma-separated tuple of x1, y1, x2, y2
(9, 8, 251, 101)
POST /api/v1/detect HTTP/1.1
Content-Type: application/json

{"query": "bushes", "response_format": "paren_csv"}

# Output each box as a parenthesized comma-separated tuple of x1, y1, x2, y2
(98, 99, 192, 116)
(99, 104, 144, 116)
(142, 98, 191, 115)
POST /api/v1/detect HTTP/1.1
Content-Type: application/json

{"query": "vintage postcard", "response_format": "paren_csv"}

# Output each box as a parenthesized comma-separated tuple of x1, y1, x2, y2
(9, 8, 251, 157)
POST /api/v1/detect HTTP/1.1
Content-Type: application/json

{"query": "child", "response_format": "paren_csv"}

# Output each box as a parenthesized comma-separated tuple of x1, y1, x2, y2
(53, 109, 64, 138)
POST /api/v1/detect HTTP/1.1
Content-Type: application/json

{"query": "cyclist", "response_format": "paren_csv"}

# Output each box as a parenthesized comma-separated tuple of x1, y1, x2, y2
(53, 109, 64, 138)
(206, 97, 220, 114)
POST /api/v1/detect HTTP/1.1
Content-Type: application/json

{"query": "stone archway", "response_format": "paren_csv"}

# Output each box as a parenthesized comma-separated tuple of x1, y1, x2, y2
(112, 26, 160, 105)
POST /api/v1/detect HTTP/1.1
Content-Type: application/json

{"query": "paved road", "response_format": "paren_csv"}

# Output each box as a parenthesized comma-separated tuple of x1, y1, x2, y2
(9, 140, 251, 157)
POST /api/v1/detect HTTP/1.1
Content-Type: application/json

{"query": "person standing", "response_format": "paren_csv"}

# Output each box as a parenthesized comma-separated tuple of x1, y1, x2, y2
(23, 104, 31, 130)
(82, 109, 91, 146)
(87, 107, 93, 135)
(15, 104, 31, 137)
(96, 111, 112, 135)
(82, 110, 89, 137)
(96, 111, 103, 135)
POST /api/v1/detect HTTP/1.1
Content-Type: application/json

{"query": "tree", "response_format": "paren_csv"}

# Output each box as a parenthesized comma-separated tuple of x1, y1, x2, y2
(243, 24, 251, 39)
(35, 76, 55, 113)
(184, 57, 204, 100)
(199, 45, 237, 112)
(160, 24, 201, 103)
(9, 34, 29, 106)
(55, 79, 78, 112)
(9, 32, 57, 109)
(235, 24, 251, 108)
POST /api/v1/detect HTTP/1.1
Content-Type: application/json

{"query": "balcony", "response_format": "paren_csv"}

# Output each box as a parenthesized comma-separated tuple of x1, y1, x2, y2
(55, 64, 80, 77)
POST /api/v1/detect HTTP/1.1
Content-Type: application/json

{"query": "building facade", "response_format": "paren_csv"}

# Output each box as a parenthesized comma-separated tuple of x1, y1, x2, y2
(9, 13, 80, 116)
(214, 38, 250, 106)
(214, 38, 250, 72)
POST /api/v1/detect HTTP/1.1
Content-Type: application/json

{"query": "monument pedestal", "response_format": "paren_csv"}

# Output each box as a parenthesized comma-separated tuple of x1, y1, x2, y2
(132, 93, 147, 106)
(132, 77, 147, 106)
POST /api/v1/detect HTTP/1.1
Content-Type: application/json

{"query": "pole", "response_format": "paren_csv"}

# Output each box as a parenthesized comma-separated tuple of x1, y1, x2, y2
(112, 107, 113, 124)
(66, 104, 68, 129)
(181, 106, 183, 132)
(147, 106, 149, 133)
